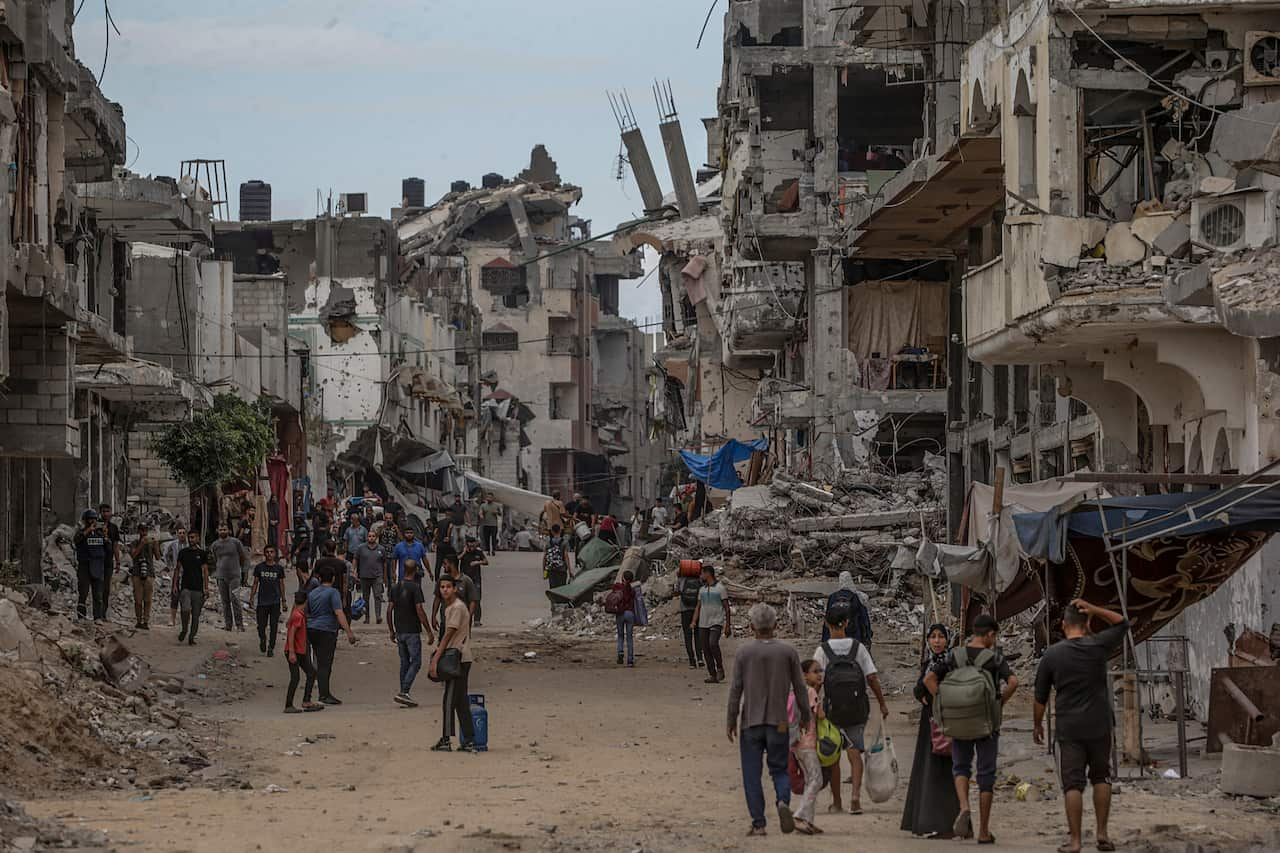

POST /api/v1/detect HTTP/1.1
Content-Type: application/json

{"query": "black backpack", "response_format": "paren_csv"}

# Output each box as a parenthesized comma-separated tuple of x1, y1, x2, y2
(679, 578, 701, 607)
(821, 640, 871, 727)
(827, 589, 874, 646)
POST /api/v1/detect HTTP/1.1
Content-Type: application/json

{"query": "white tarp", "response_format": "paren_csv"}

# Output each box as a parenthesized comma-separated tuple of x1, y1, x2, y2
(463, 471, 552, 518)
(399, 450, 456, 475)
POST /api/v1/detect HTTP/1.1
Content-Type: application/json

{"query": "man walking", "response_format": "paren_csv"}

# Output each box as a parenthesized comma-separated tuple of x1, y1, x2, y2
(73, 509, 110, 622)
(388, 559, 434, 707)
(128, 523, 161, 630)
(447, 495, 469, 551)
(458, 536, 489, 627)
(353, 529, 386, 623)
(924, 613, 1019, 844)
(478, 493, 502, 553)
(250, 545, 288, 656)
(305, 564, 358, 706)
(393, 528, 427, 583)
(430, 573, 477, 752)
(373, 510, 401, 590)
(1035, 599, 1128, 853)
(726, 603, 810, 837)
(175, 530, 210, 645)
(210, 524, 248, 632)
(343, 511, 368, 560)
(162, 525, 186, 627)
(813, 609, 890, 815)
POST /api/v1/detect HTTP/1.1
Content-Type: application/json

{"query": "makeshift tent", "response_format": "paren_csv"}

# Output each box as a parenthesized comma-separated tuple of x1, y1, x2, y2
(545, 537, 623, 606)
(462, 471, 552, 518)
(679, 438, 769, 491)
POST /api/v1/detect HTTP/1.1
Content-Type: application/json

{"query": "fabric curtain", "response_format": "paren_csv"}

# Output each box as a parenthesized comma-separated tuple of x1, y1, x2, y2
(846, 280, 948, 361)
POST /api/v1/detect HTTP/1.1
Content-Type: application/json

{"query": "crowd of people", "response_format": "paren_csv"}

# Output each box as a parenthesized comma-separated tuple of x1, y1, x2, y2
(728, 590, 1128, 850)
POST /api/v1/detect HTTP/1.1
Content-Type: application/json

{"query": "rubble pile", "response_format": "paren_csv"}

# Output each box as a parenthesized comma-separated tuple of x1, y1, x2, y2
(0, 593, 217, 799)
(669, 466, 947, 577)
(0, 796, 108, 851)
(41, 524, 187, 625)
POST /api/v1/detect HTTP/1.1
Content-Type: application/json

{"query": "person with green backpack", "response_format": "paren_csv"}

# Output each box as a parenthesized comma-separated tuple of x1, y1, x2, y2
(923, 614, 1019, 845)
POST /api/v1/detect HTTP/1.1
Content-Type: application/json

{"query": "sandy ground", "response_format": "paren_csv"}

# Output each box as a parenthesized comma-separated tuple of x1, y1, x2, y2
(21, 551, 1280, 853)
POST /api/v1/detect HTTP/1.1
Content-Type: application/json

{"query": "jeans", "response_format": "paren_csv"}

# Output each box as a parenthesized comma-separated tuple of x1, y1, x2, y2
(442, 661, 475, 742)
(307, 630, 338, 701)
(740, 723, 792, 829)
(256, 604, 280, 653)
(794, 747, 823, 823)
(217, 577, 243, 629)
(397, 632, 423, 694)
(952, 733, 1000, 793)
(699, 624, 725, 680)
(286, 652, 317, 707)
(178, 589, 204, 641)
(130, 575, 154, 625)
(481, 525, 498, 553)
(615, 611, 635, 663)
(76, 561, 106, 620)
(359, 577, 384, 621)
(679, 608, 702, 666)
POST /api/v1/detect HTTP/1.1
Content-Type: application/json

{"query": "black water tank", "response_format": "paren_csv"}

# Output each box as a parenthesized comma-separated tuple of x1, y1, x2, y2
(450, 180, 471, 194)
(240, 180, 271, 221)
(402, 177, 425, 208)
(481, 172, 504, 189)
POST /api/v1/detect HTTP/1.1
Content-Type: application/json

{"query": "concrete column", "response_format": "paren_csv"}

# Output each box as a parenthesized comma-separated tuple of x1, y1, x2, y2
(621, 129, 665, 213)
(22, 458, 41, 583)
(810, 249, 848, 475)
(659, 120, 700, 219)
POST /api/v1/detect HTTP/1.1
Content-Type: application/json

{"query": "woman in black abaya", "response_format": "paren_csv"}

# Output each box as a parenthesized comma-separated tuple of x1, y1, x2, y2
(900, 623, 960, 838)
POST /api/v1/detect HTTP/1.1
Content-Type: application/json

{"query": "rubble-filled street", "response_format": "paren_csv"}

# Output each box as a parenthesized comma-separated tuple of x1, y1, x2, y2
(4, 1, 1280, 851)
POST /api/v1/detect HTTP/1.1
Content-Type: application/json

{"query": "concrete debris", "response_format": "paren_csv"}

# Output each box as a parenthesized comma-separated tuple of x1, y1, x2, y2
(1210, 101, 1280, 178)
(1105, 221, 1149, 267)
(0, 599, 37, 662)
(1207, 248, 1280, 338)
(1220, 739, 1280, 798)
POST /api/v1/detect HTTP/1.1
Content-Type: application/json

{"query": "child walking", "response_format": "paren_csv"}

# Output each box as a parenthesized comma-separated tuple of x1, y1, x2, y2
(791, 659, 826, 835)
(283, 591, 323, 713)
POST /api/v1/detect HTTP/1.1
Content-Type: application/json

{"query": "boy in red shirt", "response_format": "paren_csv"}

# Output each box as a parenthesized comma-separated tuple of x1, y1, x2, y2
(284, 590, 323, 713)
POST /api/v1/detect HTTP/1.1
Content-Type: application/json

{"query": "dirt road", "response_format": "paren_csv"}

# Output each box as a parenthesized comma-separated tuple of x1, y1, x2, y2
(21, 551, 1278, 852)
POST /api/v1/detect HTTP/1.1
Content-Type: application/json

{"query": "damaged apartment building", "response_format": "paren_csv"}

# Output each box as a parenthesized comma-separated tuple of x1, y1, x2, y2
(213, 198, 453, 501)
(612, 2, 956, 480)
(839, 0, 1280, 707)
(398, 147, 661, 514)
(0, 1, 229, 577)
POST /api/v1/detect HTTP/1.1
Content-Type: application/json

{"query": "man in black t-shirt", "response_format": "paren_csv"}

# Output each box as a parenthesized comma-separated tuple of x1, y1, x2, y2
(388, 560, 433, 706)
(924, 614, 1019, 844)
(99, 503, 122, 615)
(250, 546, 288, 657)
(174, 530, 210, 645)
(313, 541, 351, 616)
(1034, 599, 1127, 853)
(458, 536, 489, 626)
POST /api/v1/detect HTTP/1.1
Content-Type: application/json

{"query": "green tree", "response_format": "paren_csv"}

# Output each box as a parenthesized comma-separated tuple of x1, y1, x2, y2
(150, 394, 276, 490)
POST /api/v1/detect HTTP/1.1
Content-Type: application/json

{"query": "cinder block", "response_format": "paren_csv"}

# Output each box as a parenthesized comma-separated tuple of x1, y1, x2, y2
(1221, 743, 1280, 797)
(37, 409, 66, 425)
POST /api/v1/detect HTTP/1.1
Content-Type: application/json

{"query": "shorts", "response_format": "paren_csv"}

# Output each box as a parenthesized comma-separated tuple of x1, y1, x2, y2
(1057, 736, 1112, 792)
(837, 723, 866, 752)
(952, 733, 999, 793)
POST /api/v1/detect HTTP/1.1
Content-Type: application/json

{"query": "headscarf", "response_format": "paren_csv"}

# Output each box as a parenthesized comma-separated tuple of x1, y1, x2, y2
(924, 623, 951, 668)
(837, 571, 855, 590)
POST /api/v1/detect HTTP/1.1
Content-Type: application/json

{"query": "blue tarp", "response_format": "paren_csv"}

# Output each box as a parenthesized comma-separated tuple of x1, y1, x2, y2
(1014, 486, 1280, 563)
(679, 438, 769, 491)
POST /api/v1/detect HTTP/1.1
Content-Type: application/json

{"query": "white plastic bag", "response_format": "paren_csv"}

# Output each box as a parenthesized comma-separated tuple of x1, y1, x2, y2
(863, 719, 899, 803)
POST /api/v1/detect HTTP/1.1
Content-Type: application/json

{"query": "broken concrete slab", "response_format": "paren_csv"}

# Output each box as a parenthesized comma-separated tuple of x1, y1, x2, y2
(0, 600, 37, 661)
(1214, 254, 1280, 338)
(1165, 261, 1214, 308)
(1041, 216, 1108, 268)
(1130, 211, 1177, 245)
(1199, 175, 1236, 195)
(1211, 101, 1280, 178)
(790, 509, 919, 533)
(1152, 218, 1191, 259)
(1220, 741, 1280, 797)
(1104, 221, 1147, 267)
(1067, 68, 1149, 91)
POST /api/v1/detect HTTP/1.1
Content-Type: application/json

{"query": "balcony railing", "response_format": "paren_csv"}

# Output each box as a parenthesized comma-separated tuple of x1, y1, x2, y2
(547, 335, 582, 357)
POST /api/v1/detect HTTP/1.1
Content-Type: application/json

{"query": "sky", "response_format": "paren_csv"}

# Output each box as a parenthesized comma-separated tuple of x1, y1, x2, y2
(72, 0, 724, 324)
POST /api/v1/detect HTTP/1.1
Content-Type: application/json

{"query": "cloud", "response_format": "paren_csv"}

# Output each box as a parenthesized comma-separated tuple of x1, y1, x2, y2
(106, 18, 423, 71)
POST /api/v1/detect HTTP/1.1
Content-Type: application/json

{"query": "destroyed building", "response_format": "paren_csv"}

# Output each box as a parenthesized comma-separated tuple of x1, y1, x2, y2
(397, 148, 657, 512)
(835, 0, 1280, 709)
(0, 2, 237, 575)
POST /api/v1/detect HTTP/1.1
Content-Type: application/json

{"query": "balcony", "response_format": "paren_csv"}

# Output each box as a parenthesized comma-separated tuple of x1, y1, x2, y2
(547, 335, 582, 357)
(721, 261, 804, 351)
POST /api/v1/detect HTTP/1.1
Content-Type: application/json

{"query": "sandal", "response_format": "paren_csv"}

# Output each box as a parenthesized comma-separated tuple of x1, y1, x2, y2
(1096, 842, 1116, 852)
(849, 801, 863, 815)
(746, 826, 766, 837)
(978, 834, 996, 845)
(1058, 845, 1081, 853)
(794, 820, 815, 836)
(302, 702, 325, 712)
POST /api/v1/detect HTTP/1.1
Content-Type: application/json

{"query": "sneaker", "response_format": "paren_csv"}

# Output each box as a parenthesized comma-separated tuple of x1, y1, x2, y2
(135, 622, 144, 629)
(141, 623, 150, 631)
(430, 738, 452, 752)
(187, 638, 196, 646)
(177, 630, 186, 642)
(260, 639, 267, 653)
(457, 741, 478, 753)
(319, 695, 342, 706)
(617, 653, 624, 665)
(375, 615, 382, 625)
(777, 802, 796, 835)
(393, 693, 418, 707)
(302, 702, 325, 712)
(267, 649, 274, 658)
(284, 706, 302, 714)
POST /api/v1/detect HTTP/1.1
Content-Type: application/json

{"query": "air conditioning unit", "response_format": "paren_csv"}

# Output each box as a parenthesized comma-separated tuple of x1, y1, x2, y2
(1244, 31, 1280, 86)
(339, 192, 368, 215)
(1191, 188, 1279, 252)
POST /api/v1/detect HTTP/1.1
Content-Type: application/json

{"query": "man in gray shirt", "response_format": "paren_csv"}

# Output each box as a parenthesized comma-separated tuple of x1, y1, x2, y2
(727, 603, 810, 837)
(210, 524, 248, 632)
(353, 529, 386, 624)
